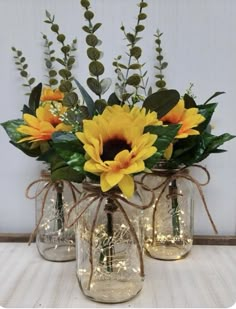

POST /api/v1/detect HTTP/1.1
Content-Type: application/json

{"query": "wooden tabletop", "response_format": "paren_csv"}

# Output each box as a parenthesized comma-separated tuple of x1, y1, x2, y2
(0, 243, 235, 308)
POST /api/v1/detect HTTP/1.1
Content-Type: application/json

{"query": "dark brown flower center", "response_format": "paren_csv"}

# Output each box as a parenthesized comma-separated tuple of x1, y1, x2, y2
(101, 138, 131, 161)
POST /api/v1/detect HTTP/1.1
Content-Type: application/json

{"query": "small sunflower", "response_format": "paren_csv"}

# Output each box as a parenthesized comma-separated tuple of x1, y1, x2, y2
(40, 87, 64, 102)
(17, 102, 71, 143)
(161, 99, 205, 139)
(161, 99, 205, 160)
(76, 104, 159, 197)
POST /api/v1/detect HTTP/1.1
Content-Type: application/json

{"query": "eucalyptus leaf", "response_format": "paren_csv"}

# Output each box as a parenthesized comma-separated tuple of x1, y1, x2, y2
(100, 78, 112, 94)
(87, 77, 102, 95)
(63, 92, 79, 106)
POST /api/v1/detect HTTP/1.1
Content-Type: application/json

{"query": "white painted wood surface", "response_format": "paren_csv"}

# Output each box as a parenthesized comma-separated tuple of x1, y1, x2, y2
(0, 244, 235, 308)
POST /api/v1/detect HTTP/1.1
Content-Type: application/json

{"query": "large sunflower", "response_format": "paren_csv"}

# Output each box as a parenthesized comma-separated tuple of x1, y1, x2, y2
(17, 102, 71, 143)
(76, 104, 159, 197)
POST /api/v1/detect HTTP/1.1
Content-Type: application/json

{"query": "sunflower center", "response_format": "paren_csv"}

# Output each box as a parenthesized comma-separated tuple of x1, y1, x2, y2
(101, 138, 131, 161)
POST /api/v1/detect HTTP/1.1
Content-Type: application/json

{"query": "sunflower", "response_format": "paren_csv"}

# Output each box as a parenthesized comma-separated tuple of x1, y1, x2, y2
(40, 87, 64, 102)
(161, 99, 205, 160)
(17, 102, 71, 143)
(76, 104, 159, 197)
(161, 99, 205, 139)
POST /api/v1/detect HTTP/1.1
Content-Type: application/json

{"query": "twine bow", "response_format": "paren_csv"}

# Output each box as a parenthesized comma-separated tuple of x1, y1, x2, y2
(25, 173, 81, 245)
(141, 164, 218, 244)
(67, 181, 155, 290)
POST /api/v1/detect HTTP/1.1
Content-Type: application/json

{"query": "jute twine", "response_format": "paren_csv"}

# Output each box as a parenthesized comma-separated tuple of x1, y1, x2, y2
(66, 180, 155, 290)
(140, 164, 218, 244)
(25, 171, 81, 245)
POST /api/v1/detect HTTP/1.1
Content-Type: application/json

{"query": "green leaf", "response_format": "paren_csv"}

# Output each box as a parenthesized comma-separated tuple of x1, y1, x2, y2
(28, 78, 35, 85)
(203, 91, 225, 105)
(84, 10, 94, 20)
(59, 80, 72, 92)
(197, 103, 217, 132)
(56, 58, 65, 66)
(89, 61, 104, 76)
(87, 77, 102, 95)
(52, 132, 86, 174)
(126, 74, 141, 86)
(49, 70, 57, 77)
(130, 46, 142, 59)
(145, 124, 181, 153)
(74, 78, 95, 117)
(95, 99, 107, 114)
(82, 25, 91, 33)
(1, 119, 25, 142)
(184, 93, 197, 108)
(67, 57, 75, 67)
(86, 34, 98, 47)
(87, 47, 100, 60)
(143, 89, 180, 118)
(93, 23, 102, 32)
(49, 78, 58, 86)
(28, 83, 42, 112)
(107, 92, 121, 105)
(129, 63, 142, 70)
(57, 34, 66, 43)
(63, 92, 79, 106)
(20, 71, 28, 78)
(59, 69, 72, 79)
(51, 165, 84, 183)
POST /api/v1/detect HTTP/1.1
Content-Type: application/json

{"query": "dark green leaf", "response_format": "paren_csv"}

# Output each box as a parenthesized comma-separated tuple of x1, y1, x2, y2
(63, 92, 79, 106)
(184, 93, 197, 108)
(20, 71, 28, 78)
(89, 61, 104, 76)
(95, 99, 107, 114)
(107, 92, 121, 105)
(197, 103, 217, 132)
(87, 77, 102, 95)
(74, 78, 95, 117)
(86, 34, 98, 47)
(93, 23, 102, 32)
(59, 69, 72, 79)
(28, 83, 42, 112)
(126, 74, 141, 86)
(28, 78, 35, 85)
(143, 89, 180, 118)
(82, 25, 91, 33)
(203, 91, 225, 105)
(87, 47, 100, 60)
(59, 80, 72, 92)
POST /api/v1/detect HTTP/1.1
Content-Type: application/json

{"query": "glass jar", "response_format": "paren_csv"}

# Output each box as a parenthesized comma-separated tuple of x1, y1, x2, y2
(75, 182, 144, 303)
(35, 170, 78, 262)
(141, 168, 194, 260)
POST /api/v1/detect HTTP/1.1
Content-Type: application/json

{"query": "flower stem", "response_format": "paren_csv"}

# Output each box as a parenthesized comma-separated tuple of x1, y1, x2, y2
(55, 182, 64, 231)
(169, 180, 180, 236)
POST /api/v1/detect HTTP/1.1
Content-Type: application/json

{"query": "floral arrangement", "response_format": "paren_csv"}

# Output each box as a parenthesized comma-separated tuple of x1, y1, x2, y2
(1, 0, 234, 199)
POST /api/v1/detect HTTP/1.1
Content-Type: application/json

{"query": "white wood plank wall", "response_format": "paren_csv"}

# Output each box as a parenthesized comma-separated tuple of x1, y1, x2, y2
(0, 0, 235, 234)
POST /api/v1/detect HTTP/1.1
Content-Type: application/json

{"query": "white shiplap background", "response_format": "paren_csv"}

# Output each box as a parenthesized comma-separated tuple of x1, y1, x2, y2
(0, 0, 235, 235)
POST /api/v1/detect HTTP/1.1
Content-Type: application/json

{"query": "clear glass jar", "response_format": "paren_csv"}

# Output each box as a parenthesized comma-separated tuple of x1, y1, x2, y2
(35, 170, 77, 262)
(75, 182, 144, 303)
(141, 168, 194, 260)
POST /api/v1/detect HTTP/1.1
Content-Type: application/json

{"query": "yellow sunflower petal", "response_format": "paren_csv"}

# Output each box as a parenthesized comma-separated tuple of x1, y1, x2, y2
(101, 173, 113, 192)
(105, 171, 124, 187)
(23, 114, 40, 129)
(118, 174, 134, 198)
(164, 143, 173, 160)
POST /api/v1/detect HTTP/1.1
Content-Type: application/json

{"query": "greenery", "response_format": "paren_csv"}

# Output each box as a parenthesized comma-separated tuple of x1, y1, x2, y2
(1, 1, 235, 188)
